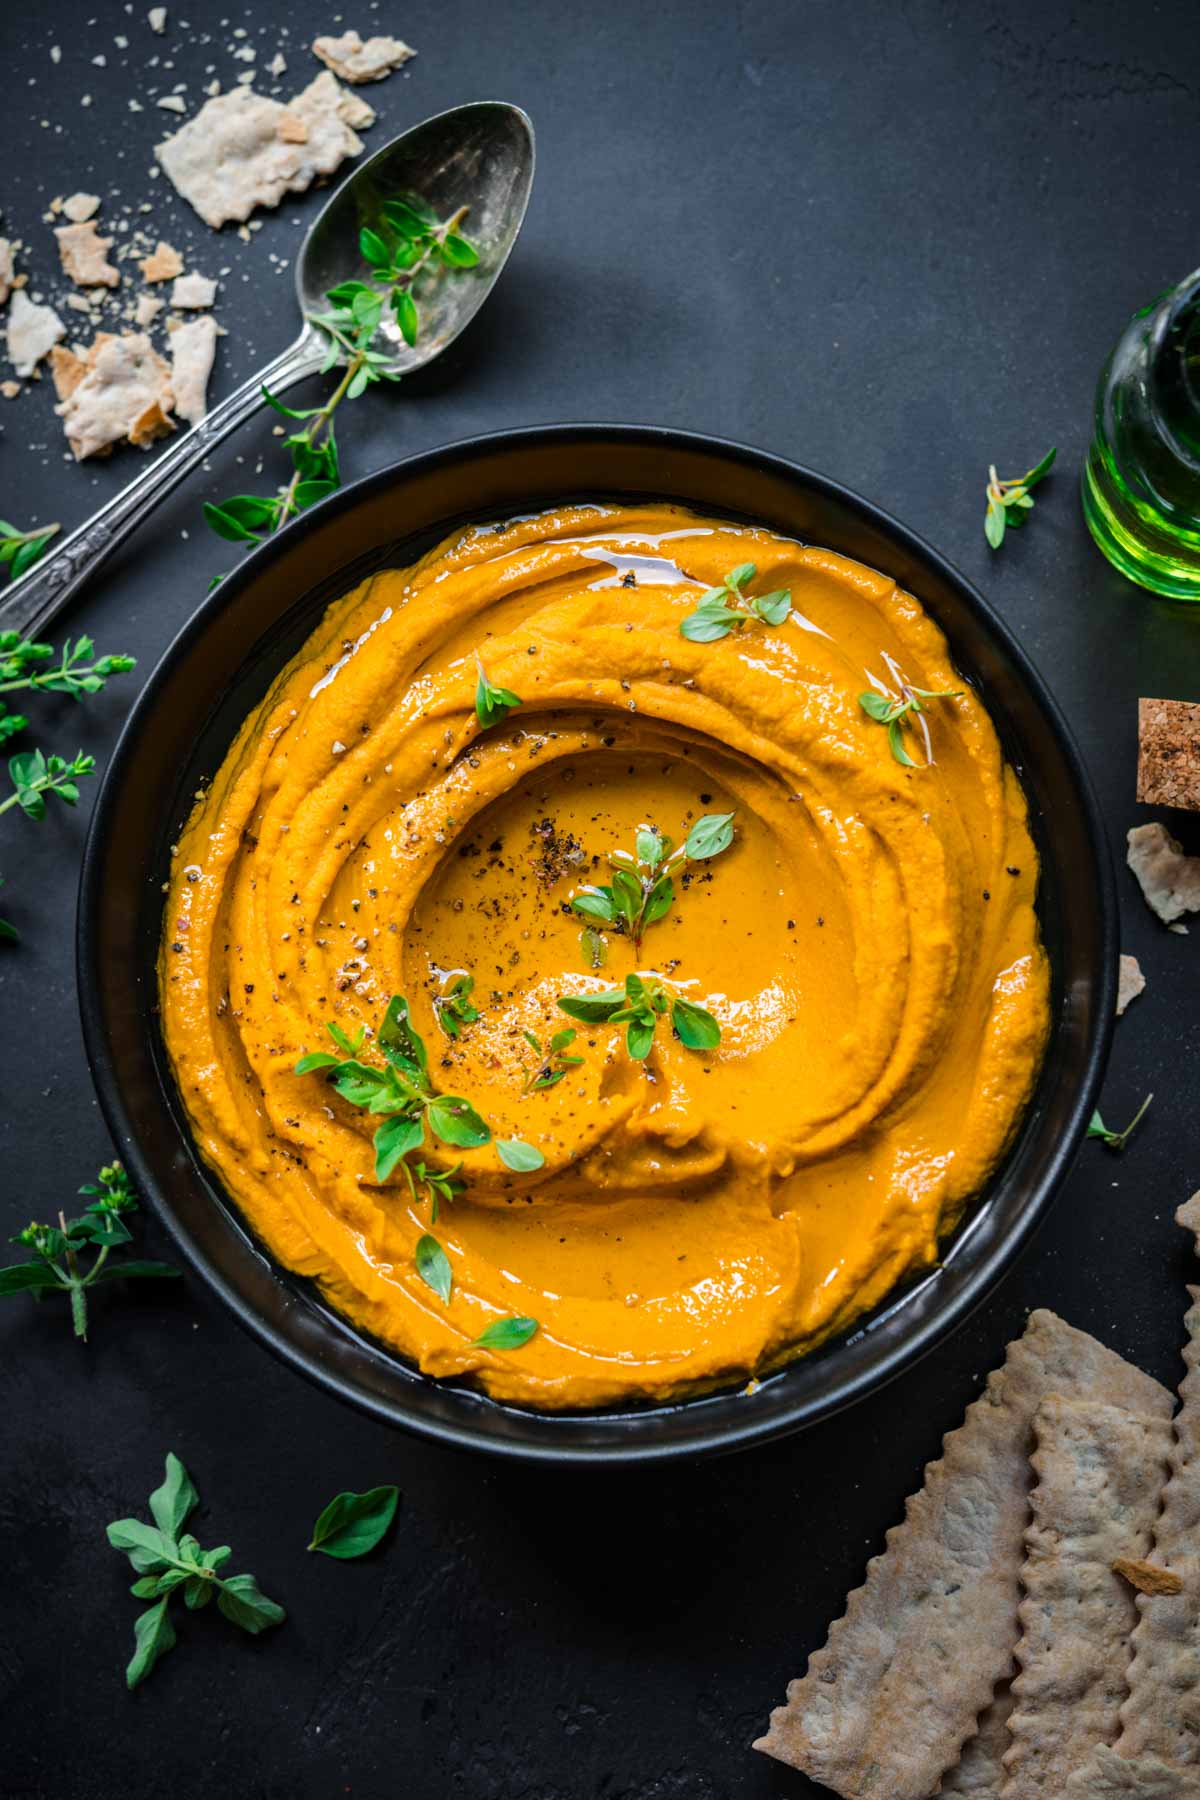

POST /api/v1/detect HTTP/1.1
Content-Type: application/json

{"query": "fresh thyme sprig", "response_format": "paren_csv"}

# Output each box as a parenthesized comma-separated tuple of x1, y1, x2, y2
(521, 1026, 583, 1093)
(1088, 1092, 1153, 1152)
(204, 200, 478, 548)
(570, 812, 735, 953)
(0, 1161, 178, 1339)
(558, 972, 720, 1061)
(474, 654, 522, 730)
(433, 972, 480, 1039)
(0, 518, 60, 583)
(295, 995, 540, 1301)
(107, 1452, 285, 1688)
(859, 654, 961, 768)
(984, 448, 1056, 550)
(680, 561, 791, 642)
(0, 631, 136, 700)
(1, 747, 96, 820)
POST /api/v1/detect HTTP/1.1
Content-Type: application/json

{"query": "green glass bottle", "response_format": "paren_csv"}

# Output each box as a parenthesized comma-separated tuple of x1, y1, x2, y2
(1082, 266, 1200, 600)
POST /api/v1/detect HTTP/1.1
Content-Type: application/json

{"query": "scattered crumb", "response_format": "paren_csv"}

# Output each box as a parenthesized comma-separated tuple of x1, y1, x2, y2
(135, 293, 165, 327)
(157, 94, 187, 113)
(169, 314, 217, 423)
(156, 76, 370, 229)
(65, 293, 94, 314)
(170, 273, 217, 309)
(62, 193, 102, 224)
(1116, 954, 1145, 1016)
(1127, 821, 1200, 925)
(1, 379, 20, 399)
(55, 331, 174, 459)
(5, 289, 66, 376)
(139, 239, 183, 282)
(267, 52, 287, 77)
(148, 5, 167, 31)
(55, 221, 120, 289)
(1113, 1556, 1184, 1597)
(311, 28, 415, 83)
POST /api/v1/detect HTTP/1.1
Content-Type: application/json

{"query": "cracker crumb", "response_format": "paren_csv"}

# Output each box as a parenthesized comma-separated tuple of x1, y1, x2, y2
(55, 331, 175, 459)
(311, 28, 415, 83)
(148, 5, 167, 31)
(135, 293, 165, 327)
(5, 289, 66, 377)
(1117, 953, 1145, 1016)
(49, 343, 88, 402)
(1, 379, 20, 399)
(169, 313, 217, 423)
(170, 273, 217, 308)
(62, 192, 102, 224)
(1127, 822, 1200, 925)
(267, 51, 287, 77)
(55, 221, 120, 289)
(1113, 1556, 1185, 1597)
(0, 240, 14, 307)
(157, 94, 187, 113)
(140, 239, 183, 282)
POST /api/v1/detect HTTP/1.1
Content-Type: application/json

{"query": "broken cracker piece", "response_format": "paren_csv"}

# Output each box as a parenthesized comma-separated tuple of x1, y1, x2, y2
(61, 192, 101, 223)
(1115, 1559, 1186, 1598)
(168, 313, 217, 424)
(139, 240, 183, 283)
(0, 239, 14, 306)
(55, 331, 174, 459)
(1118, 954, 1146, 1016)
(49, 343, 87, 402)
(754, 1312, 1171, 1800)
(55, 221, 120, 289)
(1138, 699, 1200, 813)
(1001, 1396, 1173, 1800)
(1128, 823, 1200, 926)
(155, 77, 365, 230)
(148, 4, 166, 30)
(169, 273, 216, 309)
(1065, 1747, 1200, 1797)
(135, 294, 164, 327)
(311, 28, 415, 82)
(5, 289, 66, 377)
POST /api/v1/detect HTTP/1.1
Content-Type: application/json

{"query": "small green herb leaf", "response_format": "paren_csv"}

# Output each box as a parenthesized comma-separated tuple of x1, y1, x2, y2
(671, 996, 722, 1049)
(474, 654, 522, 730)
(149, 1452, 200, 1540)
(126, 1598, 177, 1690)
(556, 987, 627, 1023)
(684, 812, 735, 860)
(415, 1233, 452, 1303)
(496, 1138, 545, 1172)
(373, 1111, 426, 1181)
(473, 1315, 539, 1350)
(308, 1485, 400, 1559)
(427, 1094, 491, 1149)
(215, 1573, 287, 1635)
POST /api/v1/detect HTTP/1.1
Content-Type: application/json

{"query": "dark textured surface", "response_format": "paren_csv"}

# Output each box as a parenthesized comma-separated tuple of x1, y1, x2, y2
(2, 3, 1199, 1796)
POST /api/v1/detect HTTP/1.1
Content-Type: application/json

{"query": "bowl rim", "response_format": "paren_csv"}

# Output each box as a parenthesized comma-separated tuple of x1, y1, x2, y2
(76, 422, 1118, 1464)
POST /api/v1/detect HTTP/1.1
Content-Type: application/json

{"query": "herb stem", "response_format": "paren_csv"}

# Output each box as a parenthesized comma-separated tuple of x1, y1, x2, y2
(271, 358, 360, 534)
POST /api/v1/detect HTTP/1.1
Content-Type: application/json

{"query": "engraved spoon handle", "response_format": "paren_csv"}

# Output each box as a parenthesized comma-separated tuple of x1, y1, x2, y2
(0, 330, 325, 643)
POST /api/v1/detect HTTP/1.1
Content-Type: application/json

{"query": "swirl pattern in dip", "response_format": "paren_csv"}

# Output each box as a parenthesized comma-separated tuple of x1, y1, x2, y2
(159, 503, 1050, 1410)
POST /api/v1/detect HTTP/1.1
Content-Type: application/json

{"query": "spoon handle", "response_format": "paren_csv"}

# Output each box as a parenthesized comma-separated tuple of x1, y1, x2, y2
(0, 331, 326, 643)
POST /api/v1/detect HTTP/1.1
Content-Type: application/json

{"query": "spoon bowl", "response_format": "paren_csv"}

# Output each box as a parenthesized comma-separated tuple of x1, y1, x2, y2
(297, 101, 535, 376)
(0, 101, 535, 640)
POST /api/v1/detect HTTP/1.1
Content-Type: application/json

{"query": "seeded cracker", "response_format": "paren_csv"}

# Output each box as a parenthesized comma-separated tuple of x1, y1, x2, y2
(1114, 1194, 1200, 1773)
(1000, 1398, 1173, 1799)
(1138, 700, 1200, 813)
(754, 1312, 1171, 1800)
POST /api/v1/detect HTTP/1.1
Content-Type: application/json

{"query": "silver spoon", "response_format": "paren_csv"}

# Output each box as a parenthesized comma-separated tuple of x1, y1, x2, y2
(1, 100, 535, 640)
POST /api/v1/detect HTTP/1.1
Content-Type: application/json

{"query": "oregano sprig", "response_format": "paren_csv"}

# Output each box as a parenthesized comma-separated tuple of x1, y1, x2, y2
(106, 1452, 285, 1688)
(433, 972, 480, 1039)
(205, 199, 478, 550)
(474, 654, 522, 730)
(859, 654, 961, 768)
(0, 1160, 177, 1339)
(1, 747, 96, 820)
(1088, 1092, 1153, 1152)
(558, 972, 720, 1061)
(569, 811, 735, 953)
(679, 561, 791, 642)
(521, 1026, 583, 1093)
(984, 448, 1056, 549)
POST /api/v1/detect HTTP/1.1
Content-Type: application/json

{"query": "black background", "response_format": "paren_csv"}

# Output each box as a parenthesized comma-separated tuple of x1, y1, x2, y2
(3, 4, 1200, 1797)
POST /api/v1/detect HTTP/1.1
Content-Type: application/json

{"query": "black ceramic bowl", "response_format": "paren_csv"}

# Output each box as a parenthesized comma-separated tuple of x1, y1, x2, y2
(78, 426, 1116, 1464)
